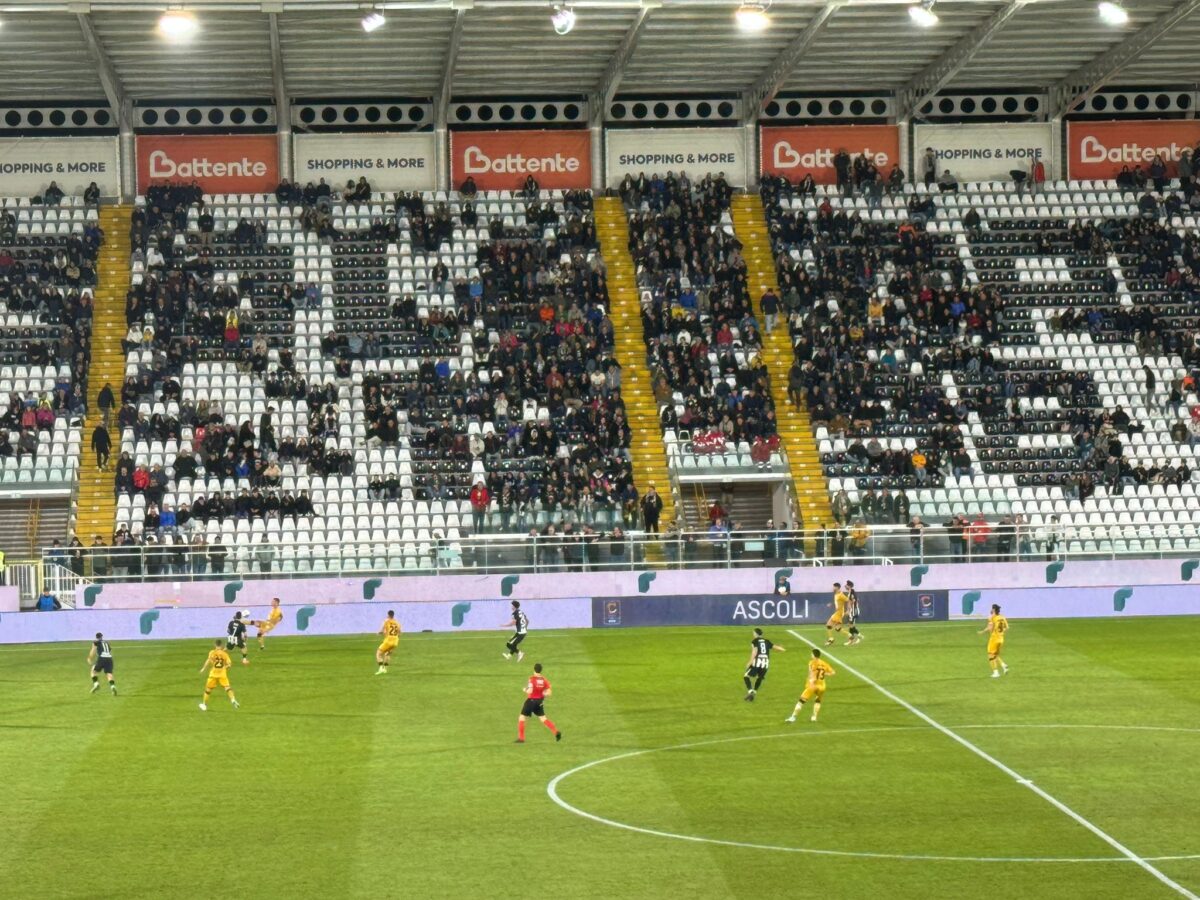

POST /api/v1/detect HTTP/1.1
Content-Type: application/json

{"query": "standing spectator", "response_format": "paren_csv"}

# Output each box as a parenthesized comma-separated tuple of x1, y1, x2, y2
(97, 382, 115, 426)
(36, 588, 61, 611)
(89, 535, 109, 579)
(68, 537, 85, 576)
(760, 288, 780, 333)
(995, 515, 1015, 561)
(209, 539, 228, 578)
(640, 483, 663, 534)
(946, 515, 966, 562)
(91, 421, 111, 470)
(1142, 365, 1156, 408)
(190, 534, 208, 578)
(256, 536, 275, 574)
(922, 147, 937, 186)
(968, 514, 991, 561)
(909, 516, 925, 562)
(469, 479, 490, 533)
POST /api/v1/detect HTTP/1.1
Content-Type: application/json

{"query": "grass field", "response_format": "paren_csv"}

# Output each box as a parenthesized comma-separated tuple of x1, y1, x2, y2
(2, 617, 1199, 900)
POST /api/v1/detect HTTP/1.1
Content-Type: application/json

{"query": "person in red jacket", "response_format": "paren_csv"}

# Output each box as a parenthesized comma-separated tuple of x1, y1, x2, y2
(469, 479, 490, 533)
(132, 465, 150, 493)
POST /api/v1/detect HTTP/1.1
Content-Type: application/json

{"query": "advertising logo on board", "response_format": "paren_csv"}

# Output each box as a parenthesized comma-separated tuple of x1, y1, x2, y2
(1067, 120, 1200, 179)
(760, 125, 899, 183)
(449, 130, 591, 190)
(136, 134, 278, 193)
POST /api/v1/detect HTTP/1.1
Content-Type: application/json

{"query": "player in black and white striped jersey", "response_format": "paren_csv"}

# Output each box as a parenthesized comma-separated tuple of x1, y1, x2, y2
(845, 580, 864, 645)
(502, 600, 529, 661)
(743, 627, 785, 701)
(88, 633, 117, 696)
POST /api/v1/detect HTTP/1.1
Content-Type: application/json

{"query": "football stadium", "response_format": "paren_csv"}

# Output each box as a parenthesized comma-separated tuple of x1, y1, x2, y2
(1, 0, 1199, 897)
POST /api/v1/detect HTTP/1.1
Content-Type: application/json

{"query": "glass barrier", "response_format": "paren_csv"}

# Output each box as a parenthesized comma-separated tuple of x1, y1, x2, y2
(37, 522, 1200, 585)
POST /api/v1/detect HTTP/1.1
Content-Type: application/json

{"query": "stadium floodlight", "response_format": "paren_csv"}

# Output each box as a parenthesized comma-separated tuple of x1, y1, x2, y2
(908, 0, 938, 27)
(361, 11, 386, 32)
(551, 5, 576, 35)
(157, 10, 199, 42)
(1097, 1, 1129, 25)
(735, 1, 771, 33)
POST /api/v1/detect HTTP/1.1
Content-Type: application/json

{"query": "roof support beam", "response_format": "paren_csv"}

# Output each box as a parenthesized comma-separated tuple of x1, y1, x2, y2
(1051, 0, 1200, 118)
(76, 11, 129, 132)
(436, 7, 467, 129)
(742, 0, 842, 125)
(590, 2, 655, 126)
(898, 0, 1025, 121)
(269, 13, 289, 125)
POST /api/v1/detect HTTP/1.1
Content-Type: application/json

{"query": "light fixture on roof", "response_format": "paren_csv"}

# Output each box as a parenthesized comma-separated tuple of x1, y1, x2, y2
(735, 1, 771, 33)
(1097, 1, 1129, 25)
(908, 0, 938, 27)
(551, 4, 576, 35)
(157, 9, 199, 42)
(361, 10, 386, 32)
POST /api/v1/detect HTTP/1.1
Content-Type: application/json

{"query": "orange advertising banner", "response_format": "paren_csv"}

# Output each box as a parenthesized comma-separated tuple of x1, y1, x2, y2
(1067, 120, 1200, 180)
(136, 134, 279, 193)
(760, 125, 900, 184)
(450, 129, 591, 191)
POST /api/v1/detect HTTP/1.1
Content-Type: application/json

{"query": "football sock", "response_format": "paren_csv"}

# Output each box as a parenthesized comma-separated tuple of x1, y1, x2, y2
(543, 719, 558, 735)
(753, 675, 764, 691)
(990, 658, 998, 671)
(812, 702, 821, 720)
(743, 676, 752, 691)
(849, 627, 859, 637)
(518, 720, 526, 741)
(91, 675, 98, 684)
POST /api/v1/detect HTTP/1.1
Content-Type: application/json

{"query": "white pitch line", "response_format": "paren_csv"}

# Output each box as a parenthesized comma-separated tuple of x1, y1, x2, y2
(787, 629, 1199, 899)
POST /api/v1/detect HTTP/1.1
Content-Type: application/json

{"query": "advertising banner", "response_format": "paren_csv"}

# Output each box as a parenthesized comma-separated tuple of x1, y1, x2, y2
(449, 129, 591, 191)
(293, 133, 436, 191)
(914, 123, 1054, 182)
(0, 137, 120, 196)
(760, 125, 899, 184)
(592, 590, 948, 628)
(0, 597, 591, 644)
(950, 584, 1200, 620)
(605, 128, 746, 187)
(1067, 120, 1200, 180)
(136, 134, 278, 193)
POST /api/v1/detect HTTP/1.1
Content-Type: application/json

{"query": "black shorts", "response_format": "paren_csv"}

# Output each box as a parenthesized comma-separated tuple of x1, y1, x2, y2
(507, 632, 526, 649)
(745, 665, 767, 679)
(229, 635, 246, 649)
(521, 698, 545, 718)
(93, 658, 113, 674)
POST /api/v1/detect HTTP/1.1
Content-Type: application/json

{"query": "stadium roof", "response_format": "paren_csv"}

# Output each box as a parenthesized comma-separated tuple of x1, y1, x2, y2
(0, 0, 1198, 115)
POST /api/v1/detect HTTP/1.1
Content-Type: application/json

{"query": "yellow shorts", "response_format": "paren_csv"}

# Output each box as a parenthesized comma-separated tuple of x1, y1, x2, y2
(827, 612, 844, 627)
(378, 638, 399, 655)
(258, 620, 278, 635)
(800, 684, 826, 703)
(987, 639, 1004, 657)
(205, 674, 230, 690)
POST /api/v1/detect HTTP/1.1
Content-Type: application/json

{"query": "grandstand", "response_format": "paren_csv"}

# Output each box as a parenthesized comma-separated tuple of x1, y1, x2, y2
(7, 4, 1200, 900)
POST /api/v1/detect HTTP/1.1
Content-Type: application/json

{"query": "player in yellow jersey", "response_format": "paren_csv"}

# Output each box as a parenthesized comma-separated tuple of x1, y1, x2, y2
(376, 610, 401, 675)
(786, 648, 835, 723)
(825, 582, 849, 645)
(251, 597, 284, 650)
(199, 639, 239, 711)
(979, 603, 1010, 678)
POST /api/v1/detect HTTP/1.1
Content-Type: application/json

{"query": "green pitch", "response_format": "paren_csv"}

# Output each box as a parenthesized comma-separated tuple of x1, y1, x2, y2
(2, 618, 1199, 900)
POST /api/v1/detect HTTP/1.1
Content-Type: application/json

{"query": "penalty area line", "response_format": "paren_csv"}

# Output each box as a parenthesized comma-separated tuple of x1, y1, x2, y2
(786, 629, 1198, 900)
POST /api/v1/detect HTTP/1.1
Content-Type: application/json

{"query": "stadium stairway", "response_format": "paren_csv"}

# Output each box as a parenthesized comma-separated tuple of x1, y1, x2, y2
(730, 193, 834, 535)
(74, 205, 130, 543)
(594, 196, 676, 533)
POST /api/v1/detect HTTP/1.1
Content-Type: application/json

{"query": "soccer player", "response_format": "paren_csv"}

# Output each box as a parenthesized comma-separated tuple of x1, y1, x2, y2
(743, 627, 785, 701)
(227, 611, 250, 665)
(87, 632, 117, 696)
(979, 603, 1010, 678)
(376, 610, 401, 675)
(517, 662, 561, 743)
(501, 600, 528, 661)
(252, 597, 283, 650)
(825, 582, 849, 645)
(844, 579, 863, 645)
(199, 639, 239, 711)
(786, 648, 835, 723)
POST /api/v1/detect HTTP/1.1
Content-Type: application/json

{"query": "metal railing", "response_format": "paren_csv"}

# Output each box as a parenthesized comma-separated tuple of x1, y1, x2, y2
(33, 523, 1200, 585)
